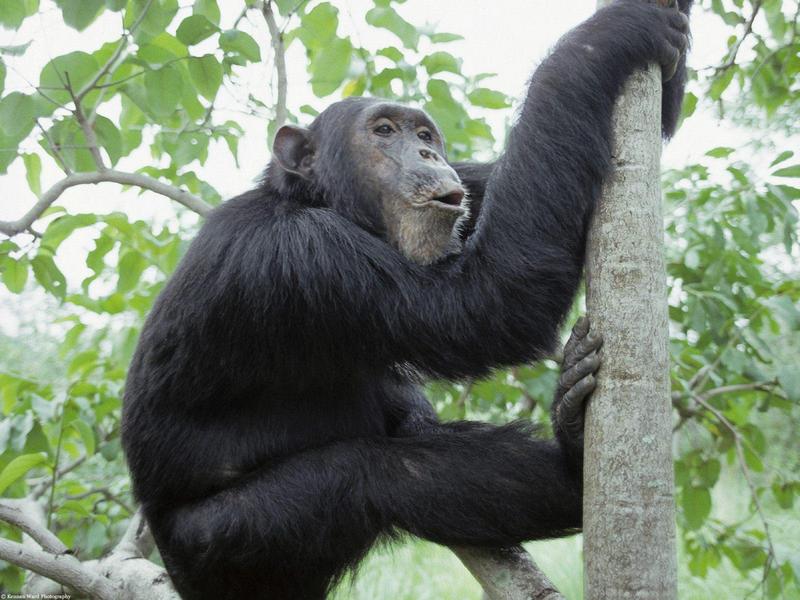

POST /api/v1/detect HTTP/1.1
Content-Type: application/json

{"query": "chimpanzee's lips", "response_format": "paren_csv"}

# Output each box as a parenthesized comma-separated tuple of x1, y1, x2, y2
(432, 190, 465, 206)
(409, 184, 466, 213)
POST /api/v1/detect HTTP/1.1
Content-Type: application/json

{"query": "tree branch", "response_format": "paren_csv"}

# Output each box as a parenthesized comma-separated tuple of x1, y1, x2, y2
(453, 546, 564, 600)
(0, 538, 116, 599)
(699, 380, 780, 401)
(713, 0, 763, 72)
(0, 499, 67, 554)
(65, 73, 107, 171)
(261, 0, 288, 132)
(66, 488, 134, 515)
(0, 170, 212, 237)
(76, 38, 129, 103)
(112, 510, 155, 559)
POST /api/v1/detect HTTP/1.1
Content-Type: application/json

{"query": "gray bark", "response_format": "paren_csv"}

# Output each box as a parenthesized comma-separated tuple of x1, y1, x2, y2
(582, 8, 677, 597)
(454, 546, 564, 600)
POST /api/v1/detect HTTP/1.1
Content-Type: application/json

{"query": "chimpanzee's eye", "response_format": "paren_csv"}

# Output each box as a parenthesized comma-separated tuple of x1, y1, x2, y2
(418, 130, 433, 142)
(374, 124, 394, 135)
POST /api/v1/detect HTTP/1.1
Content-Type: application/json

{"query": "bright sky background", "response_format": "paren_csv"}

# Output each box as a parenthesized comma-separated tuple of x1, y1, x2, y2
(0, 0, 778, 327)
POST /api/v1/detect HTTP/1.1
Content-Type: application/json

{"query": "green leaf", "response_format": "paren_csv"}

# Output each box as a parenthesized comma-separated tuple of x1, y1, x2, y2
(681, 91, 697, 122)
(272, 0, 297, 15)
(705, 146, 735, 159)
(0, 453, 47, 495)
(772, 165, 800, 178)
(39, 51, 100, 104)
(176, 14, 218, 46)
(0, 41, 32, 56)
(709, 68, 734, 101)
(54, 0, 104, 31)
(31, 254, 67, 299)
(21, 152, 41, 195)
(94, 115, 123, 165)
(60, 499, 92, 517)
(376, 46, 403, 62)
(2, 257, 28, 293)
(697, 459, 721, 487)
(468, 87, 511, 109)
(41, 214, 97, 251)
(465, 118, 493, 140)
(193, 0, 219, 25)
(68, 349, 99, 375)
(310, 38, 352, 97)
(219, 30, 261, 63)
(144, 64, 183, 117)
(428, 32, 463, 43)
(296, 3, 338, 49)
(0, 0, 38, 30)
(125, 0, 178, 40)
(188, 54, 222, 101)
(0, 58, 5, 93)
(69, 420, 95, 455)
(105, 0, 126, 10)
(117, 249, 146, 293)
(769, 150, 794, 167)
(777, 366, 800, 402)
(42, 119, 94, 172)
(137, 32, 188, 64)
(0, 92, 35, 138)
(682, 485, 711, 530)
(772, 482, 795, 509)
(421, 51, 460, 75)
(366, 6, 419, 50)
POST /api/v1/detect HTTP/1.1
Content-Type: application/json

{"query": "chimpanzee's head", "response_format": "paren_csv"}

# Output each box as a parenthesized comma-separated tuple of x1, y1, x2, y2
(271, 97, 468, 265)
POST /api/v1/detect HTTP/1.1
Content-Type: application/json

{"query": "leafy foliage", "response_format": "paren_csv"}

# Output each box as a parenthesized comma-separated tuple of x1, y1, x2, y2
(0, 0, 797, 597)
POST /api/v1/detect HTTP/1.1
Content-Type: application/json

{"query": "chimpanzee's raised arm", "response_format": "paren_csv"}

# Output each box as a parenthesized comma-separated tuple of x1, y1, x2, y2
(213, 1, 692, 381)
(454, 1, 693, 236)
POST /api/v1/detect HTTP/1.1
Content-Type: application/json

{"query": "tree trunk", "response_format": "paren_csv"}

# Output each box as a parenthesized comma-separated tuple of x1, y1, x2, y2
(583, 2, 677, 598)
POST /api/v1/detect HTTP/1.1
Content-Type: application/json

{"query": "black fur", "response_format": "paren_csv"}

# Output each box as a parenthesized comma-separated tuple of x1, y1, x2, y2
(122, 2, 692, 598)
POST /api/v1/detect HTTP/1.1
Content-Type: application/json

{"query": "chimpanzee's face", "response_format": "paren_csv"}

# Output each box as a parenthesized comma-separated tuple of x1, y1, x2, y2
(349, 102, 468, 264)
(271, 100, 468, 264)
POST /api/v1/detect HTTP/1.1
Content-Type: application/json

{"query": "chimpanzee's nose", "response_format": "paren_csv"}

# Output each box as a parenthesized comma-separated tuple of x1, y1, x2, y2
(419, 148, 438, 161)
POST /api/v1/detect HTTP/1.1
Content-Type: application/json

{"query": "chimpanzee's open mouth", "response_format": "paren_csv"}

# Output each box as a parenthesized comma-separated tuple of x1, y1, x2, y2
(410, 186, 466, 213)
(432, 190, 465, 207)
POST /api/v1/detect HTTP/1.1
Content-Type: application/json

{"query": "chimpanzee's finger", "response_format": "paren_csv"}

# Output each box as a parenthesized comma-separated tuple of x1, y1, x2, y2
(559, 351, 601, 389)
(558, 374, 596, 427)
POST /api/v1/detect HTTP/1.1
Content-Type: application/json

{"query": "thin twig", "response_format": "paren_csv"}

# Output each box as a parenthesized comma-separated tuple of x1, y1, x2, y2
(30, 456, 86, 500)
(65, 73, 107, 171)
(690, 393, 785, 597)
(75, 38, 129, 103)
(279, 0, 312, 34)
(232, 5, 250, 28)
(66, 489, 134, 515)
(261, 0, 288, 132)
(36, 119, 71, 175)
(713, 0, 763, 72)
(0, 169, 212, 237)
(46, 402, 68, 529)
(701, 380, 780, 401)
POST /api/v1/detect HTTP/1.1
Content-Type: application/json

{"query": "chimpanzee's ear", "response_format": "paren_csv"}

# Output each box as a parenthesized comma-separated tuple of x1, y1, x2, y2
(272, 125, 314, 179)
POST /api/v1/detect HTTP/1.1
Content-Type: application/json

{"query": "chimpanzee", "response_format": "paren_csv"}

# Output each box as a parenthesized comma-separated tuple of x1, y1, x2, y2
(122, 1, 692, 598)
